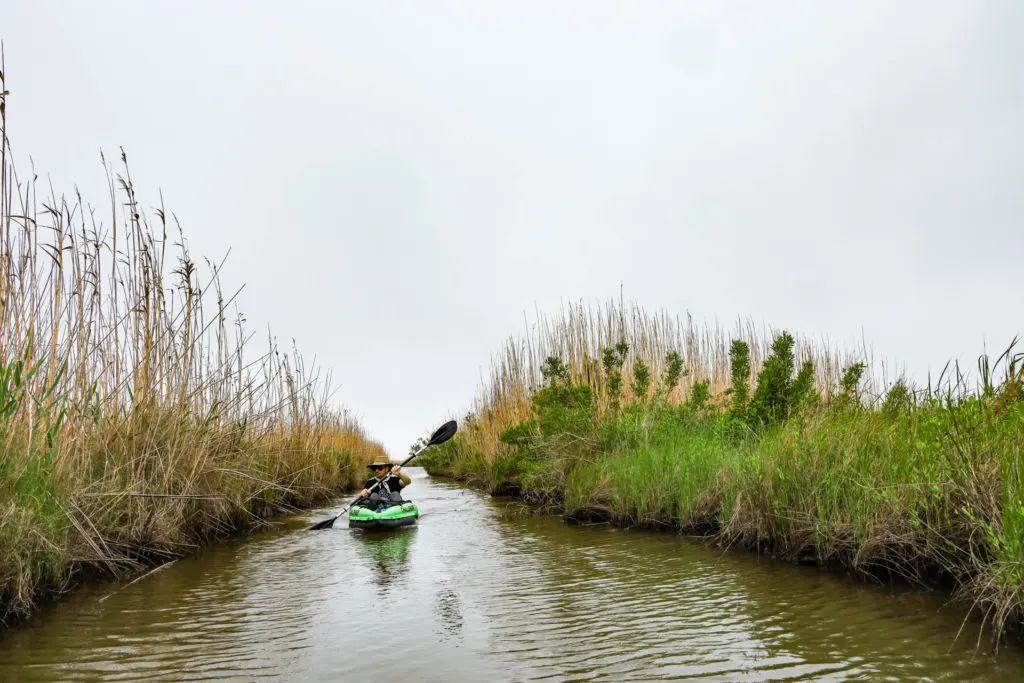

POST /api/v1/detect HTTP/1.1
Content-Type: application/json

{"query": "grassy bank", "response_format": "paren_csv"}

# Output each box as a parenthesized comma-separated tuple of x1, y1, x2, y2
(0, 69, 385, 623)
(419, 301, 1024, 644)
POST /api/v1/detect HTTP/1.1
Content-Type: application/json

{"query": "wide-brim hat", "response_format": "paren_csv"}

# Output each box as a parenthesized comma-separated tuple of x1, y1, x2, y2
(367, 457, 394, 469)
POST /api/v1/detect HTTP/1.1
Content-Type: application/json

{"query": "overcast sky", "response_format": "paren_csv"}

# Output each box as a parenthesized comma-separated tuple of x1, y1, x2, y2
(3, 1, 1022, 457)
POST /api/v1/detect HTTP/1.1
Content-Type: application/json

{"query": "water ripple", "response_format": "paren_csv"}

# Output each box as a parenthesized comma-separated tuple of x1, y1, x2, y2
(1, 472, 1022, 681)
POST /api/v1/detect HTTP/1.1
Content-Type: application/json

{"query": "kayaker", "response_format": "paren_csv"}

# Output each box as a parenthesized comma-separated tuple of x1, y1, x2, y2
(360, 458, 411, 511)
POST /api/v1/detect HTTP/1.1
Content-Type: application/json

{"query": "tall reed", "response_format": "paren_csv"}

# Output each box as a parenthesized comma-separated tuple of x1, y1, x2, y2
(0, 64, 385, 622)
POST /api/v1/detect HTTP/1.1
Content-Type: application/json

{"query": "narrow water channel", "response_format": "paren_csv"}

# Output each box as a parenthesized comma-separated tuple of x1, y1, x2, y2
(1, 469, 1022, 681)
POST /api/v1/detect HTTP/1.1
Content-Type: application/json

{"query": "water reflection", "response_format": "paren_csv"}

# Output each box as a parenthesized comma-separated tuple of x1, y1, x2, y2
(353, 528, 418, 588)
(432, 580, 465, 645)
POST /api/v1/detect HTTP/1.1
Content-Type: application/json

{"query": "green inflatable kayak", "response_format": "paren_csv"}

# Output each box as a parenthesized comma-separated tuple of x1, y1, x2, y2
(349, 501, 419, 530)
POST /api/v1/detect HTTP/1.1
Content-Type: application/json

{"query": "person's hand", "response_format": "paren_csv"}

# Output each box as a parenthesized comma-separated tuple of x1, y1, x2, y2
(390, 466, 401, 476)
(360, 488, 370, 498)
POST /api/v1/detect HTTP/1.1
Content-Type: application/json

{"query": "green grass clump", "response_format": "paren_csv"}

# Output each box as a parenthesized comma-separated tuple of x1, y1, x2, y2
(0, 445, 70, 616)
(566, 423, 729, 530)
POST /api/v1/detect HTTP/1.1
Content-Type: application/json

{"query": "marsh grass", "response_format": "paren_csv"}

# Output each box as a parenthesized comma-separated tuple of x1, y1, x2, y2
(438, 298, 870, 472)
(0, 65, 385, 622)
(421, 286, 1024, 644)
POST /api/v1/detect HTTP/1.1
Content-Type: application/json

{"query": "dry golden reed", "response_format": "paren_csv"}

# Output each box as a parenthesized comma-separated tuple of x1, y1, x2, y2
(0, 63, 384, 621)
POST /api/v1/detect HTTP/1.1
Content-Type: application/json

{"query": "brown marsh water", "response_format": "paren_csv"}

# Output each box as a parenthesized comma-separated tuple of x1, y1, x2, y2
(1, 468, 1023, 681)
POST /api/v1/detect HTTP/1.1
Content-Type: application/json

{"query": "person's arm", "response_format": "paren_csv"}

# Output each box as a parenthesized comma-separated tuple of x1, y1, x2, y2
(391, 467, 412, 487)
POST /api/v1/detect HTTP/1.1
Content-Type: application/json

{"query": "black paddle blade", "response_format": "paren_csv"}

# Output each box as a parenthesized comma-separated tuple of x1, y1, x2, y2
(428, 420, 458, 446)
(308, 515, 337, 531)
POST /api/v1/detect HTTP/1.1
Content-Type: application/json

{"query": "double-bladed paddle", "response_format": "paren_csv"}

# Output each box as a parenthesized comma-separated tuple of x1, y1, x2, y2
(308, 420, 457, 530)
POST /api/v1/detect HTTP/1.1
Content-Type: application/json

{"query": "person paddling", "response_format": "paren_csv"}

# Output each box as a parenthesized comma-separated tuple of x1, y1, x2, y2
(360, 458, 412, 511)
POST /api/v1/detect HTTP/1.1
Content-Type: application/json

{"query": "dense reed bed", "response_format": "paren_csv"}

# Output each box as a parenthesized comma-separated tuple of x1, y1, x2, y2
(0, 68, 385, 622)
(421, 299, 1024, 645)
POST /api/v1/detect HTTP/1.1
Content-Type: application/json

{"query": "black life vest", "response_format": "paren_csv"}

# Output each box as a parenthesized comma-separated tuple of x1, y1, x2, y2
(364, 476, 403, 508)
